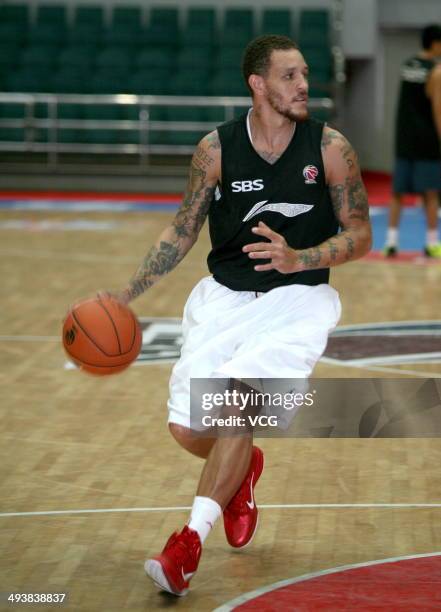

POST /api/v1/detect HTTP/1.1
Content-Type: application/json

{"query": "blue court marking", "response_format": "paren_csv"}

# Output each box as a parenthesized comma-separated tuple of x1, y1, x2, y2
(0, 199, 180, 213)
(370, 207, 441, 251)
(1, 197, 439, 252)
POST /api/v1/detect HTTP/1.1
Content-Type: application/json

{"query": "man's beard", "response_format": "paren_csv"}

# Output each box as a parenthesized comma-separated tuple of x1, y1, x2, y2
(267, 87, 309, 122)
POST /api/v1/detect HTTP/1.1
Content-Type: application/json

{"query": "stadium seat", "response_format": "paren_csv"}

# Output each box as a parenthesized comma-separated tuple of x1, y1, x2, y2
(299, 9, 330, 29)
(0, 23, 27, 45)
(5, 68, 52, 93)
(68, 23, 103, 46)
(215, 47, 244, 69)
(170, 70, 210, 95)
(20, 45, 57, 70)
(0, 128, 26, 142)
(90, 71, 128, 94)
(149, 7, 179, 30)
(135, 48, 173, 71)
(145, 7, 179, 46)
(83, 104, 121, 121)
(27, 24, 67, 46)
(182, 7, 216, 47)
(204, 106, 229, 122)
(219, 26, 253, 48)
(162, 104, 207, 147)
(57, 46, 95, 71)
(54, 102, 84, 144)
(96, 47, 132, 73)
(298, 9, 330, 47)
(165, 106, 205, 121)
(104, 24, 145, 47)
(181, 25, 216, 47)
(74, 5, 104, 26)
(57, 129, 81, 144)
(211, 69, 248, 96)
(187, 7, 216, 28)
(177, 48, 213, 71)
(223, 8, 254, 39)
(36, 4, 67, 25)
(81, 103, 121, 145)
(52, 68, 92, 93)
(0, 4, 29, 24)
(127, 69, 170, 95)
(0, 44, 21, 72)
(144, 23, 178, 48)
(112, 6, 143, 26)
(0, 103, 26, 119)
(261, 9, 292, 37)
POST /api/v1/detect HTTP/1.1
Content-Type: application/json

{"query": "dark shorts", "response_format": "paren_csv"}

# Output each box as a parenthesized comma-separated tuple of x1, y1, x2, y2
(393, 158, 441, 194)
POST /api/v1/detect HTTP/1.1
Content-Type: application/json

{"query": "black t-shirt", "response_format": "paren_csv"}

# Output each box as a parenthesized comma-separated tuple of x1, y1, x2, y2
(395, 55, 440, 160)
(207, 113, 338, 292)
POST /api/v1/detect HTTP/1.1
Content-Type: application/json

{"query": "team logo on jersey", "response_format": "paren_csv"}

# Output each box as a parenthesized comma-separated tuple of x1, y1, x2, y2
(242, 200, 314, 222)
(303, 165, 319, 184)
(231, 179, 264, 192)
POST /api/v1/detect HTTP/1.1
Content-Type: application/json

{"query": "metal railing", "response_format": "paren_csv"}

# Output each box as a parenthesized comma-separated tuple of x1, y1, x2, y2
(0, 93, 335, 169)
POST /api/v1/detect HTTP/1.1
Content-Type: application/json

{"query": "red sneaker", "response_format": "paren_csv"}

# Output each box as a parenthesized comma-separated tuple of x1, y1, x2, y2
(223, 446, 264, 548)
(144, 526, 202, 596)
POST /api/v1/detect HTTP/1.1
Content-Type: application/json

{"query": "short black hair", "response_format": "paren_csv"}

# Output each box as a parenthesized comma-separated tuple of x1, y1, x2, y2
(242, 34, 299, 94)
(422, 24, 441, 50)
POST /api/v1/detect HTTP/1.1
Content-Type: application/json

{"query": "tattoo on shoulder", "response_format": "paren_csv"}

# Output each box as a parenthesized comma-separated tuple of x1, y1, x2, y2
(193, 145, 214, 173)
(205, 130, 221, 150)
(193, 131, 220, 173)
(321, 127, 341, 148)
(321, 128, 358, 170)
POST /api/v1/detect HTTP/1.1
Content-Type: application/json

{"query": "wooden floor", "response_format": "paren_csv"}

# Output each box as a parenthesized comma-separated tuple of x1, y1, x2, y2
(1, 209, 440, 611)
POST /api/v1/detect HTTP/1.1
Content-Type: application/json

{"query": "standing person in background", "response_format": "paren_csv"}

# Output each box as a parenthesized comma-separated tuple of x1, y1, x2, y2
(384, 24, 441, 258)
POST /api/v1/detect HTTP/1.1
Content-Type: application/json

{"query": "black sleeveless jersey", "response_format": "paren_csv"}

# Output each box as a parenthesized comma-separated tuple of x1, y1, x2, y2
(395, 56, 440, 160)
(207, 113, 338, 292)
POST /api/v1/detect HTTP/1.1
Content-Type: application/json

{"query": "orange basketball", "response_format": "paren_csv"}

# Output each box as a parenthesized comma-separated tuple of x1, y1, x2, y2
(62, 296, 142, 375)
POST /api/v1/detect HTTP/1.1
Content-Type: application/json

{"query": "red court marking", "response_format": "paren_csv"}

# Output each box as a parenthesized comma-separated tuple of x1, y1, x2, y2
(225, 553, 441, 611)
(0, 172, 418, 208)
(362, 171, 419, 207)
(364, 251, 441, 265)
(0, 191, 182, 203)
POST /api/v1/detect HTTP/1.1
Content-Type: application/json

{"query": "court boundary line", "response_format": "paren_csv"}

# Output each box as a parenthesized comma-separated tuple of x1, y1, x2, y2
(320, 356, 441, 378)
(2, 502, 441, 518)
(213, 551, 441, 611)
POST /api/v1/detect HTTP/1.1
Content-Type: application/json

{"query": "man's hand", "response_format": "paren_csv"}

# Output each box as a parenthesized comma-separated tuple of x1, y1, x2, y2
(243, 221, 298, 273)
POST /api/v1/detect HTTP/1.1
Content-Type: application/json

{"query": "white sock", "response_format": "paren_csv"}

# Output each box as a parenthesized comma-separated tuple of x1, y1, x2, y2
(188, 496, 222, 544)
(427, 229, 439, 246)
(386, 227, 398, 247)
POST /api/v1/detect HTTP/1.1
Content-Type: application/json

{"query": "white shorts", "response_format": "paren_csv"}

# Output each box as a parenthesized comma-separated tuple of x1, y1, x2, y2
(168, 276, 341, 429)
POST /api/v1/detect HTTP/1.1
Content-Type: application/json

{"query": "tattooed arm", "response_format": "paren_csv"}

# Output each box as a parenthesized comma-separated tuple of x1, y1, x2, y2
(121, 130, 220, 302)
(244, 126, 372, 273)
(296, 126, 372, 269)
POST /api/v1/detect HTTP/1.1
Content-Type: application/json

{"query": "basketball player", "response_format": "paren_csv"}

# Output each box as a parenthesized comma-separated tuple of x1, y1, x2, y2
(110, 35, 372, 595)
(384, 24, 441, 258)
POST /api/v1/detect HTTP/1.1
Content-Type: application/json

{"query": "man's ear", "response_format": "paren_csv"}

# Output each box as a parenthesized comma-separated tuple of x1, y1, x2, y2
(248, 74, 266, 97)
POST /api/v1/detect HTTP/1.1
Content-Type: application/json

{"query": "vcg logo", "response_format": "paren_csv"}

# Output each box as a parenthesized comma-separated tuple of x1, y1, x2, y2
(231, 179, 264, 193)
